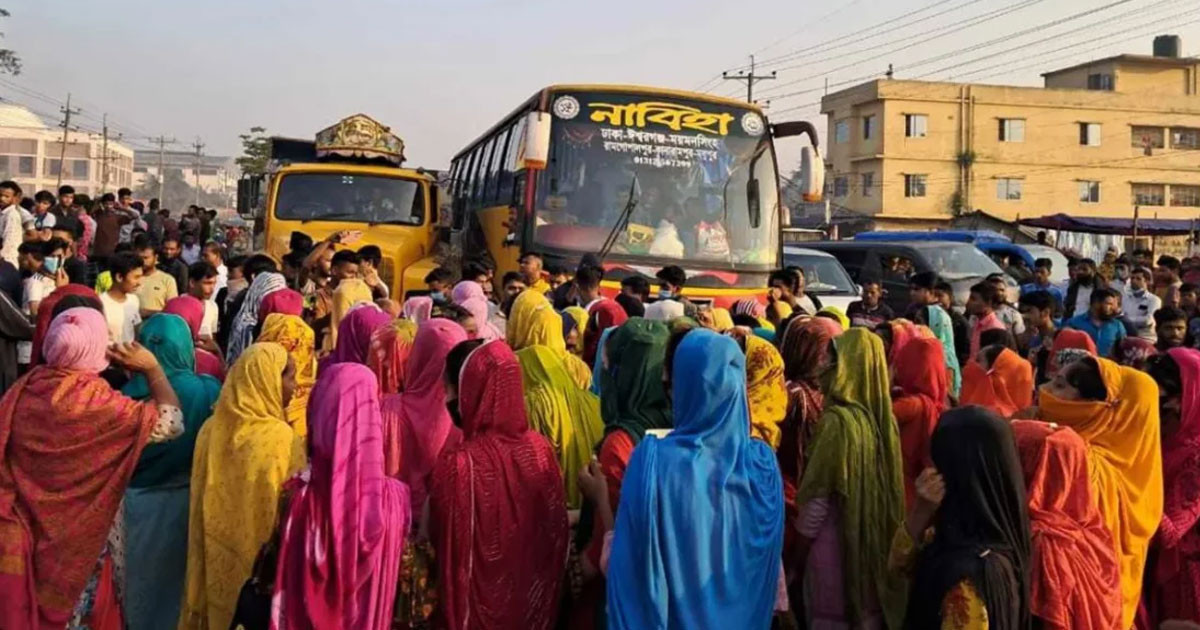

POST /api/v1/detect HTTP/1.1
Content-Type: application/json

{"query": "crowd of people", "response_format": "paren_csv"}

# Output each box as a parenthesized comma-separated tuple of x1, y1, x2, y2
(2, 202, 1200, 629)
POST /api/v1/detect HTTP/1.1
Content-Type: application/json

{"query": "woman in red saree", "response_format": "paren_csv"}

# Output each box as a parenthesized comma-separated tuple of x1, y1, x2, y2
(429, 340, 568, 630)
(960, 346, 1034, 418)
(29, 284, 98, 366)
(0, 307, 182, 630)
(367, 319, 417, 395)
(891, 336, 948, 506)
(163, 295, 226, 382)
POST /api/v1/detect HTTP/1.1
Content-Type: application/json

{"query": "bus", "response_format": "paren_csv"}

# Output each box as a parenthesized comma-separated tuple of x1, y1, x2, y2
(237, 114, 441, 298)
(445, 84, 823, 307)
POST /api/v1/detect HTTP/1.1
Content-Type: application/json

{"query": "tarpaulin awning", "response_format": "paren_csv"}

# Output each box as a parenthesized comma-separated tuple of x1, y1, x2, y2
(1018, 213, 1198, 236)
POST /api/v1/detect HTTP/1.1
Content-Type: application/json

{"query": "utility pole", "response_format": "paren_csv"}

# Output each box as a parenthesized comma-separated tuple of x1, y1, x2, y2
(56, 93, 81, 188)
(723, 55, 776, 103)
(98, 114, 122, 196)
(191, 137, 205, 206)
(148, 135, 176, 204)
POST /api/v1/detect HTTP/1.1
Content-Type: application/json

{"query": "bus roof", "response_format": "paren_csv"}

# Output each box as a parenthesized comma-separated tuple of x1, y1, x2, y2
(274, 162, 435, 181)
(451, 84, 764, 163)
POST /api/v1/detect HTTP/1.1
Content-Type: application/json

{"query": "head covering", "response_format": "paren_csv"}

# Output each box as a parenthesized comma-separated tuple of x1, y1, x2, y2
(367, 319, 418, 394)
(584, 299, 628, 365)
(744, 335, 787, 449)
(924, 305, 962, 397)
(258, 288, 304, 320)
(907, 406, 1032, 630)
(1048, 329, 1097, 375)
(456, 293, 500, 342)
(1156, 347, 1200, 621)
(885, 318, 921, 362)
(401, 295, 433, 324)
(180, 343, 307, 630)
(227, 271, 287, 364)
(599, 318, 671, 443)
(711, 307, 735, 332)
(31, 284, 98, 366)
(164, 294, 226, 381)
(796, 328, 906, 628)
(607, 329, 783, 630)
(733, 298, 766, 319)
(379, 319, 467, 509)
(272, 364, 409, 630)
(324, 305, 393, 368)
(817, 305, 850, 331)
(508, 289, 594, 389)
(330, 279, 375, 349)
(450, 280, 486, 305)
(589, 325, 616, 397)
(516, 344, 604, 508)
(429, 341, 568, 630)
(124, 314, 222, 487)
(960, 347, 1034, 418)
(0, 320, 159, 627)
(1038, 357, 1163, 628)
(1113, 336, 1157, 370)
(1011, 420, 1121, 630)
(778, 316, 835, 477)
(892, 336, 948, 506)
(564, 305, 588, 338)
(258, 313, 316, 437)
(44, 307, 110, 373)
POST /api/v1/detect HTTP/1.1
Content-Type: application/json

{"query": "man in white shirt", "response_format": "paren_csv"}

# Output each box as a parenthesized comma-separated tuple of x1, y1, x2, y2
(100, 252, 144, 344)
(188, 261, 220, 337)
(1123, 266, 1161, 341)
(18, 240, 65, 365)
(0, 181, 25, 267)
(202, 242, 227, 298)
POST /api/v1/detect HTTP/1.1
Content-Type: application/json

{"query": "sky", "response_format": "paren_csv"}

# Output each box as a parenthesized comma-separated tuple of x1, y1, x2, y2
(5, 0, 1199, 173)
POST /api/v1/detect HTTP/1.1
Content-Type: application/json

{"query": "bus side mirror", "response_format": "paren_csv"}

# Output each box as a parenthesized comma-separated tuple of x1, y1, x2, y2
(237, 175, 263, 219)
(518, 112, 551, 170)
(799, 146, 825, 203)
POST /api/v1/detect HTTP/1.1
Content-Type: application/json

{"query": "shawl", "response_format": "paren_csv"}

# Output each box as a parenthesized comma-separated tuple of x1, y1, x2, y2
(1112, 336, 1157, 370)
(598, 318, 671, 444)
(711, 307, 734, 331)
(584, 298, 627, 365)
(925, 305, 962, 397)
(123, 314, 221, 488)
(779, 316, 834, 480)
(1011, 420, 1121, 630)
(378, 319, 467, 510)
(179, 344, 307, 630)
(30, 284, 97, 366)
(892, 336, 948, 506)
(429, 341, 568, 630)
(367, 319, 418, 395)
(258, 313, 316, 438)
(885, 318, 922, 362)
(227, 271, 287, 364)
(1157, 348, 1200, 604)
(516, 344, 604, 508)
(1047, 329, 1097, 375)
(607, 329, 783, 630)
(401, 295, 433, 324)
(796, 328, 907, 628)
(1038, 357, 1163, 628)
(323, 305, 393, 369)
(459, 296, 500, 341)
(589, 326, 616, 397)
(272, 364, 409, 630)
(163, 295, 226, 381)
(258, 288, 304, 320)
(450, 280, 486, 305)
(0, 310, 158, 628)
(960, 347, 1034, 418)
(817, 305, 850, 331)
(745, 334, 787, 449)
(508, 289, 592, 389)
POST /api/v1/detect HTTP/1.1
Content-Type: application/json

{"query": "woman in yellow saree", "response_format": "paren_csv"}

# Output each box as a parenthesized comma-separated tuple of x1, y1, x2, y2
(257, 313, 315, 438)
(507, 289, 592, 389)
(744, 334, 787, 450)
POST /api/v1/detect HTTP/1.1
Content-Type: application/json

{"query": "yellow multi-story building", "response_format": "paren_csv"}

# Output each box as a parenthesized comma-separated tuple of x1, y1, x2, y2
(820, 39, 1200, 228)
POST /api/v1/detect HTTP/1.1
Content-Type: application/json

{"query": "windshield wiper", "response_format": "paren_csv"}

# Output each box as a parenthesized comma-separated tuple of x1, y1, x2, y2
(597, 174, 640, 263)
(300, 211, 358, 224)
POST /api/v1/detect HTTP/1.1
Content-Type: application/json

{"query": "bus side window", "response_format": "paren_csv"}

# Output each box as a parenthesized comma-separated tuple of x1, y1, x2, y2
(472, 136, 497, 207)
(502, 115, 528, 206)
(495, 121, 518, 205)
(482, 129, 507, 205)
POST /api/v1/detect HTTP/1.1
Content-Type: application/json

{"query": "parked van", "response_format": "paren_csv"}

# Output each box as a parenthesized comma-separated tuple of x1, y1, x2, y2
(782, 246, 860, 312)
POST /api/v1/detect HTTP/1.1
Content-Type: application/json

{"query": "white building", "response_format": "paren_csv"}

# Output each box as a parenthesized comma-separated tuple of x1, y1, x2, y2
(133, 149, 237, 208)
(0, 103, 134, 197)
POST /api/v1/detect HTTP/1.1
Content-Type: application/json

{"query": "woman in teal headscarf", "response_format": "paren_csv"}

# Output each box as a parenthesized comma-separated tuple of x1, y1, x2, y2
(121, 313, 222, 630)
(923, 304, 962, 398)
(795, 328, 907, 629)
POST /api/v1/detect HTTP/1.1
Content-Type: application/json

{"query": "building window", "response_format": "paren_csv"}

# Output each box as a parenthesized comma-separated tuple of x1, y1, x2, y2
(863, 115, 875, 140)
(904, 174, 927, 198)
(835, 120, 849, 144)
(861, 172, 874, 197)
(1132, 183, 1166, 206)
(71, 160, 88, 180)
(833, 175, 849, 197)
(996, 178, 1023, 201)
(1078, 181, 1100, 203)
(17, 156, 33, 176)
(1131, 126, 1165, 150)
(904, 114, 928, 138)
(1087, 73, 1113, 90)
(1171, 127, 1199, 150)
(43, 159, 61, 176)
(1079, 123, 1101, 146)
(1172, 185, 1200, 207)
(998, 119, 1025, 142)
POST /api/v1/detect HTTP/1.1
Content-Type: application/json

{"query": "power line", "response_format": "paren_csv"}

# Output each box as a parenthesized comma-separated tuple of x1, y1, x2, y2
(721, 55, 776, 103)
(55, 94, 81, 188)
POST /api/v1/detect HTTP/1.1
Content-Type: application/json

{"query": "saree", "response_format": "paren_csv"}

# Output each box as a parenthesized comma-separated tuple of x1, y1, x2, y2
(1153, 348, 1200, 622)
(925, 305, 962, 398)
(451, 281, 500, 341)
(227, 271, 288, 365)
(960, 347, 1034, 418)
(1011, 420, 1121, 630)
(1047, 329, 1097, 376)
(778, 316, 834, 492)
(328, 279, 375, 351)
(745, 335, 787, 450)
(258, 288, 303, 320)
(429, 341, 568, 630)
(258, 313, 316, 438)
(608, 329, 783, 630)
(272, 364, 409, 630)
(0, 308, 159, 629)
(1113, 336, 1157, 370)
(598, 318, 671, 444)
(508, 289, 592, 389)
(1039, 356, 1163, 629)
(711, 307, 734, 331)
(589, 326, 616, 397)
(179, 343, 307, 630)
(163, 296, 226, 382)
(29, 284, 98, 366)
(516, 344, 604, 509)
(401, 295, 433, 324)
(796, 328, 907, 628)
(321, 305, 393, 371)
(378, 319, 467, 509)
(892, 336, 947, 507)
(817, 305, 850, 331)
(367, 319, 417, 395)
(583, 298, 627, 366)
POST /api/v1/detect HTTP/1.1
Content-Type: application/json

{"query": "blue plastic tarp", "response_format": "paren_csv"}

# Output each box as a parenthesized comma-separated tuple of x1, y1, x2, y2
(1018, 213, 1197, 236)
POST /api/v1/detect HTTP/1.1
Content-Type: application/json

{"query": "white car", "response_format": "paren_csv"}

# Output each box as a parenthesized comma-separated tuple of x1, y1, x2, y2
(782, 246, 861, 313)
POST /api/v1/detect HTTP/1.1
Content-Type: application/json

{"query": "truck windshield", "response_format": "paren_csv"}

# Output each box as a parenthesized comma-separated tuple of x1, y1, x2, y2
(533, 91, 778, 270)
(275, 173, 425, 225)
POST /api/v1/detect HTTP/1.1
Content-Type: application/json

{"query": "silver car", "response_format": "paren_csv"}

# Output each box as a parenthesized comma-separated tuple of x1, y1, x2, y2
(782, 246, 861, 312)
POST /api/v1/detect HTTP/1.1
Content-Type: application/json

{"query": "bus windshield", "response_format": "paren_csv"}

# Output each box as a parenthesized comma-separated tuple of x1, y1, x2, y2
(533, 91, 778, 270)
(275, 172, 425, 225)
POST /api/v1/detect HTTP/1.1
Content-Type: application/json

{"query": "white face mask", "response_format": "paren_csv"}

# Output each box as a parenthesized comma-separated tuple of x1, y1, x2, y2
(226, 278, 249, 295)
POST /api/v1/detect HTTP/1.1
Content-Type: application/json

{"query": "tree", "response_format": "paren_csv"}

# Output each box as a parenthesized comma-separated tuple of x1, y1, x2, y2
(0, 10, 20, 75)
(236, 126, 270, 175)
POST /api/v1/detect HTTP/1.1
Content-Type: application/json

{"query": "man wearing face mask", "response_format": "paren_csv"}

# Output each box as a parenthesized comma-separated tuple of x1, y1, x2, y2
(643, 265, 694, 321)
(424, 267, 456, 305)
(1122, 267, 1161, 342)
(1110, 256, 1131, 295)
(1062, 258, 1105, 320)
(1064, 288, 1126, 356)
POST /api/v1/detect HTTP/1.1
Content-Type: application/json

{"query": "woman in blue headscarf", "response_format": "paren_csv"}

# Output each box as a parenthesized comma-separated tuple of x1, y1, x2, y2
(121, 313, 222, 630)
(924, 304, 962, 398)
(607, 328, 783, 629)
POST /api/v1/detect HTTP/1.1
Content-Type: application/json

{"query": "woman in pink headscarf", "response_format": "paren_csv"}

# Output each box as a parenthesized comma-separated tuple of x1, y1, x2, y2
(272, 363, 409, 630)
(258, 288, 304, 321)
(164, 295, 226, 382)
(379, 319, 468, 509)
(319, 305, 394, 374)
(451, 281, 500, 341)
(402, 296, 433, 325)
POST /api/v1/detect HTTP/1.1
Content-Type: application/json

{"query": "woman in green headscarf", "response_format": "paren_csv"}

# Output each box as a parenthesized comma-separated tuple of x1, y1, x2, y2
(794, 328, 907, 629)
(921, 303, 962, 398)
(121, 313, 222, 630)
